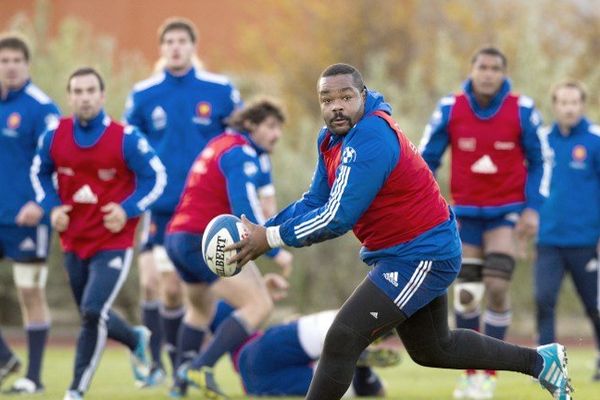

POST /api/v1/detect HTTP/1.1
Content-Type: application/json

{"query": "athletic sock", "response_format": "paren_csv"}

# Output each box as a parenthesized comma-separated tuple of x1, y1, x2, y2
(161, 306, 184, 371)
(25, 324, 49, 385)
(142, 301, 163, 368)
(456, 307, 481, 331)
(190, 313, 250, 369)
(176, 323, 206, 368)
(484, 309, 511, 340)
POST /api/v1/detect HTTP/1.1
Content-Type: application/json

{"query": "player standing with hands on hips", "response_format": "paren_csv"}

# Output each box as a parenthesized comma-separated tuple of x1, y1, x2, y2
(226, 63, 572, 400)
(31, 67, 166, 400)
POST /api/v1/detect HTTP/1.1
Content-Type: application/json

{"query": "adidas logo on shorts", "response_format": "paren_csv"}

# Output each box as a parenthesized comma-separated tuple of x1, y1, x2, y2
(383, 272, 399, 287)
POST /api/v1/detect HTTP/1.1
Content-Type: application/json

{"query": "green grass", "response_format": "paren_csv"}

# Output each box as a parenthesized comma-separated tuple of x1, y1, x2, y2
(4, 345, 597, 399)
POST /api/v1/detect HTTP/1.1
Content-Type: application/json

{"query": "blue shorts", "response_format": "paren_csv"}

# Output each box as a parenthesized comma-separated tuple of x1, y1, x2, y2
(138, 211, 172, 252)
(368, 256, 461, 317)
(238, 321, 313, 396)
(164, 231, 218, 284)
(457, 213, 518, 247)
(0, 223, 51, 262)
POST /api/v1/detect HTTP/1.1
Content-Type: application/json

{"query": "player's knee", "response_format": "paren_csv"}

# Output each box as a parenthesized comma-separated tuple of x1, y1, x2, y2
(80, 308, 103, 327)
(453, 259, 484, 313)
(13, 263, 48, 289)
(323, 321, 368, 360)
(405, 345, 442, 368)
(17, 287, 46, 309)
(482, 253, 515, 281)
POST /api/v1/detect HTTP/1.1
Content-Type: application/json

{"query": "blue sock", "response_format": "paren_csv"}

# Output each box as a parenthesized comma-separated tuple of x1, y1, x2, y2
(161, 306, 185, 371)
(176, 323, 206, 368)
(190, 313, 250, 369)
(26, 324, 49, 385)
(107, 310, 137, 350)
(0, 330, 14, 361)
(455, 308, 481, 331)
(483, 309, 511, 340)
(142, 301, 163, 368)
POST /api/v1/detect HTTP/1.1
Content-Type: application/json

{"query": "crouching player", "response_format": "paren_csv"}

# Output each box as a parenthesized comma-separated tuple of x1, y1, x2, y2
(31, 68, 167, 399)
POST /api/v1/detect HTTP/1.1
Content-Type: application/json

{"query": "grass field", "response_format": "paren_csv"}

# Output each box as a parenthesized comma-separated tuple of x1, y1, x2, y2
(3, 345, 597, 399)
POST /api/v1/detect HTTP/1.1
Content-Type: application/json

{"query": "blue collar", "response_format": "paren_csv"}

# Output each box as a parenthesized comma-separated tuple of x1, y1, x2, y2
(551, 117, 589, 138)
(1, 79, 30, 102)
(240, 131, 267, 155)
(74, 109, 109, 131)
(164, 66, 196, 84)
(463, 78, 511, 119)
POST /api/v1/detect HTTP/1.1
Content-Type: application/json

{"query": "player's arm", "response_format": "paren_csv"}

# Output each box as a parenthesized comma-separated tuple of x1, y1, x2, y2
(16, 103, 61, 226)
(220, 147, 280, 258)
(256, 154, 277, 218)
(269, 125, 399, 248)
(122, 91, 146, 133)
(30, 129, 61, 215)
(418, 96, 453, 174)
(519, 98, 547, 211)
(265, 131, 331, 227)
(120, 127, 167, 218)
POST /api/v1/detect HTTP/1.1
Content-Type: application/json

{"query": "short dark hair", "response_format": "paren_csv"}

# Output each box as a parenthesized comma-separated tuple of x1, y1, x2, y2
(67, 67, 105, 92)
(471, 46, 507, 68)
(0, 34, 30, 61)
(158, 17, 197, 44)
(551, 79, 587, 103)
(228, 97, 285, 132)
(319, 63, 365, 91)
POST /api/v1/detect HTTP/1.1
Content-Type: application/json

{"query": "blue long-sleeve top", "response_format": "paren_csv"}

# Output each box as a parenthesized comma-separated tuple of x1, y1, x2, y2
(266, 91, 460, 262)
(33, 110, 166, 218)
(0, 80, 60, 224)
(538, 118, 600, 247)
(124, 67, 241, 214)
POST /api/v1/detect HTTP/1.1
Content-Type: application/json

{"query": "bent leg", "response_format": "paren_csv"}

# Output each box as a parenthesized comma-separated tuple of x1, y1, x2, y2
(397, 294, 539, 375)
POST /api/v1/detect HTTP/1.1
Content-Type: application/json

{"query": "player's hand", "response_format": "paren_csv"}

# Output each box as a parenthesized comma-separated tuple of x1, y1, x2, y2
(101, 202, 127, 233)
(273, 249, 293, 278)
(15, 201, 44, 226)
(515, 208, 539, 239)
(225, 215, 270, 267)
(50, 205, 72, 232)
(263, 273, 289, 302)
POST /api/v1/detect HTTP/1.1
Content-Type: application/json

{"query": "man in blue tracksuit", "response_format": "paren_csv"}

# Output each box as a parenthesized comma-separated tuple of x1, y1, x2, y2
(124, 17, 242, 382)
(534, 80, 600, 381)
(0, 34, 60, 394)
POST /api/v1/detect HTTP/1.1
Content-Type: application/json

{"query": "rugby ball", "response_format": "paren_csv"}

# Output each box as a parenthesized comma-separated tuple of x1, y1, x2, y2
(202, 214, 248, 277)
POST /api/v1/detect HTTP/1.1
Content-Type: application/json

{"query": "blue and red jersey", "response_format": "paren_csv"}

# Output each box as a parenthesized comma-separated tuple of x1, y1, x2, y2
(32, 111, 166, 258)
(538, 118, 600, 247)
(266, 90, 460, 263)
(168, 130, 269, 236)
(0, 80, 60, 225)
(419, 79, 546, 218)
(124, 67, 241, 214)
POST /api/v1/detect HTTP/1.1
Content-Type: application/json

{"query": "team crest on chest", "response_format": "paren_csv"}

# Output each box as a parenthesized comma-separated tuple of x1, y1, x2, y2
(570, 145, 587, 170)
(2, 112, 21, 137)
(7, 112, 21, 129)
(193, 101, 212, 126)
